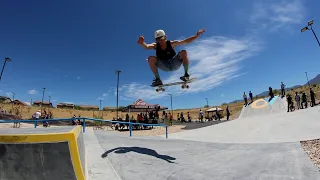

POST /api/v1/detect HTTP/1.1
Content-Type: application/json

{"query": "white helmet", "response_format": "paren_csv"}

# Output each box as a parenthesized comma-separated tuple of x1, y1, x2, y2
(155, 29, 166, 39)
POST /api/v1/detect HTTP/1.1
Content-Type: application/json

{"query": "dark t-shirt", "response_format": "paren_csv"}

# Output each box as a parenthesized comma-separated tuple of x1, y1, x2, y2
(156, 40, 176, 60)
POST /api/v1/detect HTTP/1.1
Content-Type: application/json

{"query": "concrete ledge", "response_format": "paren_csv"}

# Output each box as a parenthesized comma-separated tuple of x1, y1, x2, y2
(0, 126, 86, 180)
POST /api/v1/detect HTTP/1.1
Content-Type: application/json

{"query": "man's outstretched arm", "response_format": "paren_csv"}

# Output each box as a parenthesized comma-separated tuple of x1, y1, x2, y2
(137, 35, 156, 50)
(172, 29, 205, 47)
(140, 42, 156, 50)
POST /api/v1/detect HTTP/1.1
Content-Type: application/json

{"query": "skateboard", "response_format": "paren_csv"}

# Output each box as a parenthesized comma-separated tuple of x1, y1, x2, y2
(151, 77, 197, 92)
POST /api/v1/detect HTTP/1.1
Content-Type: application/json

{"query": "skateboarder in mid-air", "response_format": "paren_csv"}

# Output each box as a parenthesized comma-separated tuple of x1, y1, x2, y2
(137, 29, 205, 86)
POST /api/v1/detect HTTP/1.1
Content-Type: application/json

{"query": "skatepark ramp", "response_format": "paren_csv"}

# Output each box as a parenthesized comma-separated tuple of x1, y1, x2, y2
(238, 95, 287, 119)
(0, 126, 86, 180)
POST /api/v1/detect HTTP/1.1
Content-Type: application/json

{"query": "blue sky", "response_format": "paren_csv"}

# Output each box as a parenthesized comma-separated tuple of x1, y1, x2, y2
(0, 0, 320, 109)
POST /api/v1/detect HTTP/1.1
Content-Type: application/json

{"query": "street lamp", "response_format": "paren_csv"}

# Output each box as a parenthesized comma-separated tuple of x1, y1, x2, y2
(305, 72, 311, 88)
(99, 99, 102, 118)
(301, 20, 320, 47)
(41, 88, 46, 114)
(168, 94, 173, 116)
(0, 57, 11, 81)
(205, 98, 209, 107)
(115, 70, 121, 120)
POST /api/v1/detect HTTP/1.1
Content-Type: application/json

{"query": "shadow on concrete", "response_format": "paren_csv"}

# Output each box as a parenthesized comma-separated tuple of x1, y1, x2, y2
(101, 147, 176, 163)
(181, 120, 230, 130)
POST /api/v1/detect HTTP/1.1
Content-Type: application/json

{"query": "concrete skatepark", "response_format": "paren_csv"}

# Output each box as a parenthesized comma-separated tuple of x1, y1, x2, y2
(1, 96, 320, 180)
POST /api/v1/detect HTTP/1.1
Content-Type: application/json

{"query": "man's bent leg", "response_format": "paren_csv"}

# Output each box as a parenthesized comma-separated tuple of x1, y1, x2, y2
(148, 56, 161, 79)
(180, 50, 189, 75)
(147, 56, 163, 86)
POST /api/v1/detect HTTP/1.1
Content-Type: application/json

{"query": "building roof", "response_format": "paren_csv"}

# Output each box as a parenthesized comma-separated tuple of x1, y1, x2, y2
(33, 101, 52, 105)
(13, 100, 29, 106)
(57, 103, 75, 106)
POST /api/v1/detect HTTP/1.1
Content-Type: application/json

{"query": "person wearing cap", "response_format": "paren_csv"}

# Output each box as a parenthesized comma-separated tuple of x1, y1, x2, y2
(137, 29, 205, 86)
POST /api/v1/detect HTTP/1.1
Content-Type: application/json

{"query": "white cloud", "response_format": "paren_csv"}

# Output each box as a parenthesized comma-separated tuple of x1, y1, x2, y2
(97, 93, 108, 100)
(76, 76, 81, 80)
(250, 0, 305, 32)
(5, 92, 12, 97)
(118, 36, 260, 101)
(96, 97, 104, 101)
(28, 90, 38, 95)
(0, 90, 2, 93)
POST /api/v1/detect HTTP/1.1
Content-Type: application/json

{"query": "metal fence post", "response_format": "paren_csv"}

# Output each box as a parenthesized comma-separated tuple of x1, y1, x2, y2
(129, 123, 132, 137)
(166, 126, 168, 139)
(83, 118, 86, 132)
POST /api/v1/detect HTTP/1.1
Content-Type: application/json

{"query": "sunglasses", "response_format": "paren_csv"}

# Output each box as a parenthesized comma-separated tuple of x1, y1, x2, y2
(155, 36, 165, 41)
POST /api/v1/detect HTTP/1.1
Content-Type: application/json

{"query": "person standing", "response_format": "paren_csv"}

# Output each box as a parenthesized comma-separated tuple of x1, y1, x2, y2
(310, 88, 316, 107)
(187, 112, 191, 122)
(249, 91, 253, 103)
(301, 92, 307, 109)
(215, 107, 220, 121)
(295, 92, 301, 110)
(199, 109, 204, 122)
(34, 110, 41, 127)
(226, 106, 230, 120)
(286, 94, 293, 112)
(243, 92, 248, 106)
(281, 82, 286, 97)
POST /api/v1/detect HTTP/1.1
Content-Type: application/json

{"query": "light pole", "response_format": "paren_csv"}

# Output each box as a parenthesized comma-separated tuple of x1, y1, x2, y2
(11, 92, 15, 111)
(41, 88, 46, 114)
(205, 98, 209, 107)
(305, 72, 311, 88)
(301, 20, 320, 47)
(99, 99, 102, 118)
(115, 70, 121, 120)
(0, 57, 11, 81)
(168, 94, 173, 116)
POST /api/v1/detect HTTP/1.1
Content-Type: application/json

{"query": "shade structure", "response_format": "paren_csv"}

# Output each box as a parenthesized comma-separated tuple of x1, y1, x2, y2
(123, 99, 168, 112)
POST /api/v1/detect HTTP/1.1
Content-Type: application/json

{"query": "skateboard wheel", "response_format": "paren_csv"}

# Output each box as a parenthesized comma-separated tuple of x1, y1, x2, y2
(186, 85, 189, 89)
(181, 85, 185, 89)
(162, 88, 165, 92)
(156, 89, 159, 92)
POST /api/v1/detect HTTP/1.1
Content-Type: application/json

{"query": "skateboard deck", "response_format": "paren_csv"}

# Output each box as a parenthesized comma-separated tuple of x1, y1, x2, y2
(151, 77, 197, 92)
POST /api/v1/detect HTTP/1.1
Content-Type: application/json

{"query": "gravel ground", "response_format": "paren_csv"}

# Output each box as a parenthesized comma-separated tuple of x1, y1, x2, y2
(301, 139, 320, 170)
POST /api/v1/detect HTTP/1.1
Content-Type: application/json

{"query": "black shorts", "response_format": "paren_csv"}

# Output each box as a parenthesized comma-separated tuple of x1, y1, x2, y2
(155, 53, 182, 72)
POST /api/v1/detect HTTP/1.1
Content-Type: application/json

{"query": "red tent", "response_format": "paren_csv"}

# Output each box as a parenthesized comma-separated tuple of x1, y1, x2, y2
(124, 99, 168, 112)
